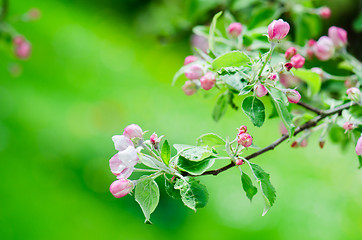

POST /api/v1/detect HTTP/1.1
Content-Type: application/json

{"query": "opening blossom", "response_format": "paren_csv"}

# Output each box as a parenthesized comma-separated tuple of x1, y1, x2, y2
(228, 22, 243, 37)
(109, 146, 139, 178)
(343, 122, 354, 131)
(313, 36, 335, 61)
(267, 19, 290, 41)
(112, 135, 134, 151)
(328, 26, 347, 49)
(290, 54, 305, 69)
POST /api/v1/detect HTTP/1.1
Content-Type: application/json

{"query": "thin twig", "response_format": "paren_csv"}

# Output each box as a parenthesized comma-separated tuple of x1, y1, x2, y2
(182, 101, 356, 177)
(296, 101, 324, 115)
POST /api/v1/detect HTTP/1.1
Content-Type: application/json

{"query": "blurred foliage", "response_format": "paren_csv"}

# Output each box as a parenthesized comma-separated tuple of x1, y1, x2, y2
(0, 0, 361, 239)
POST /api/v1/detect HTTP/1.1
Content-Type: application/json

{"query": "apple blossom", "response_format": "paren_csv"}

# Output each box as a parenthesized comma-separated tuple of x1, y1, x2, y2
(268, 19, 290, 41)
(200, 72, 216, 90)
(182, 80, 197, 96)
(313, 36, 335, 61)
(123, 124, 143, 139)
(238, 133, 253, 148)
(109, 146, 139, 178)
(255, 84, 268, 97)
(290, 54, 305, 69)
(284, 89, 301, 103)
(112, 135, 134, 151)
(356, 134, 362, 156)
(328, 26, 348, 48)
(285, 47, 296, 60)
(110, 179, 134, 198)
(184, 55, 198, 65)
(184, 65, 204, 80)
(228, 22, 243, 37)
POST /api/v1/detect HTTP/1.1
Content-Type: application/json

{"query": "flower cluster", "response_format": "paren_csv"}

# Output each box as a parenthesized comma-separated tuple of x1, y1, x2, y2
(109, 124, 143, 198)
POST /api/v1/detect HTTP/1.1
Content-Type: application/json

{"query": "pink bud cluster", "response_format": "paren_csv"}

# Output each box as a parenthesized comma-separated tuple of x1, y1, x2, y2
(13, 36, 31, 60)
(310, 26, 347, 61)
(109, 124, 143, 198)
(237, 125, 253, 148)
(182, 58, 217, 95)
(284, 47, 305, 69)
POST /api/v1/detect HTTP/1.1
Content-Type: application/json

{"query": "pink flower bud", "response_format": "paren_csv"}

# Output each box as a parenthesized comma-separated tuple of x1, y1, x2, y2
(311, 67, 324, 80)
(123, 124, 143, 139)
(284, 62, 293, 71)
(110, 179, 134, 198)
(109, 146, 139, 178)
(284, 89, 301, 103)
(319, 7, 331, 19)
(255, 84, 268, 97)
(191, 34, 209, 53)
(200, 72, 216, 90)
(279, 73, 300, 88)
(343, 122, 354, 131)
(238, 133, 253, 148)
(112, 135, 134, 151)
(267, 19, 290, 41)
(228, 22, 243, 37)
(290, 54, 305, 69)
(346, 87, 361, 102)
(150, 132, 160, 146)
(184, 55, 198, 65)
(236, 159, 244, 166)
(291, 141, 298, 148)
(268, 73, 277, 80)
(182, 80, 197, 96)
(356, 134, 362, 156)
(300, 139, 308, 147)
(184, 65, 204, 80)
(238, 125, 247, 135)
(13, 36, 24, 45)
(15, 41, 31, 59)
(328, 26, 348, 48)
(27, 8, 41, 20)
(280, 122, 288, 135)
(308, 39, 316, 47)
(313, 36, 335, 61)
(285, 47, 296, 60)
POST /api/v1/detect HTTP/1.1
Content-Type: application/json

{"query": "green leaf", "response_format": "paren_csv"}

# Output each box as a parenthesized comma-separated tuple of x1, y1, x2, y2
(248, 5, 282, 29)
(212, 51, 250, 70)
(140, 155, 158, 169)
(208, 11, 223, 52)
(171, 65, 187, 86)
(242, 96, 265, 127)
(196, 133, 225, 147)
(218, 69, 248, 92)
(165, 178, 181, 199)
(292, 69, 321, 95)
(353, 11, 362, 32)
(135, 178, 160, 223)
(177, 156, 215, 175)
(173, 144, 193, 153)
(212, 92, 228, 122)
(161, 140, 171, 166)
(239, 84, 254, 96)
(241, 171, 258, 201)
(175, 178, 208, 211)
(247, 162, 276, 216)
(180, 146, 213, 161)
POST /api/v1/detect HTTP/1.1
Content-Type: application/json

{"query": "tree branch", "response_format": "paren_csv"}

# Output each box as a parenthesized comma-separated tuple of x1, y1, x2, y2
(182, 101, 356, 177)
(296, 101, 324, 115)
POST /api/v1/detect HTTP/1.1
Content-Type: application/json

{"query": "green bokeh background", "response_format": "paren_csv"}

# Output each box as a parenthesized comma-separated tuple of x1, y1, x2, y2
(0, 0, 361, 239)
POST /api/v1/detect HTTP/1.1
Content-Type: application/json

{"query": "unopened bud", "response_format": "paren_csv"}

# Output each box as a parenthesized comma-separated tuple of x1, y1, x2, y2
(200, 72, 216, 90)
(123, 124, 143, 139)
(150, 132, 161, 148)
(238, 133, 253, 148)
(184, 65, 204, 80)
(268, 19, 290, 41)
(328, 26, 348, 49)
(255, 84, 268, 97)
(346, 87, 361, 103)
(182, 80, 197, 96)
(291, 141, 298, 148)
(236, 159, 244, 166)
(238, 125, 247, 135)
(268, 73, 277, 80)
(319, 7, 331, 19)
(109, 179, 134, 198)
(300, 139, 308, 147)
(228, 22, 243, 37)
(285, 47, 296, 60)
(313, 36, 335, 61)
(184, 55, 198, 65)
(356, 134, 362, 156)
(290, 54, 305, 69)
(319, 140, 325, 149)
(284, 62, 293, 71)
(15, 41, 31, 59)
(284, 89, 301, 103)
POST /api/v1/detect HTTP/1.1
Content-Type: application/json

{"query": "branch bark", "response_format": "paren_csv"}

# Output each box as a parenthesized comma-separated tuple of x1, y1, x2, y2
(182, 101, 356, 177)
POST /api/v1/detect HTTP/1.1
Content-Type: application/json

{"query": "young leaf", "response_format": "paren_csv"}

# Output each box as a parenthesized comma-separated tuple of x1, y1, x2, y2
(241, 171, 258, 201)
(208, 11, 223, 53)
(135, 178, 160, 223)
(175, 178, 209, 211)
(212, 51, 250, 70)
(292, 69, 321, 95)
(218, 70, 248, 92)
(180, 146, 213, 161)
(177, 156, 215, 175)
(165, 178, 181, 199)
(213, 92, 228, 122)
(161, 140, 171, 166)
(239, 84, 254, 96)
(196, 133, 226, 147)
(173, 144, 193, 153)
(272, 98, 295, 137)
(242, 96, 265, 127)
(247, 162, 276, 216)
